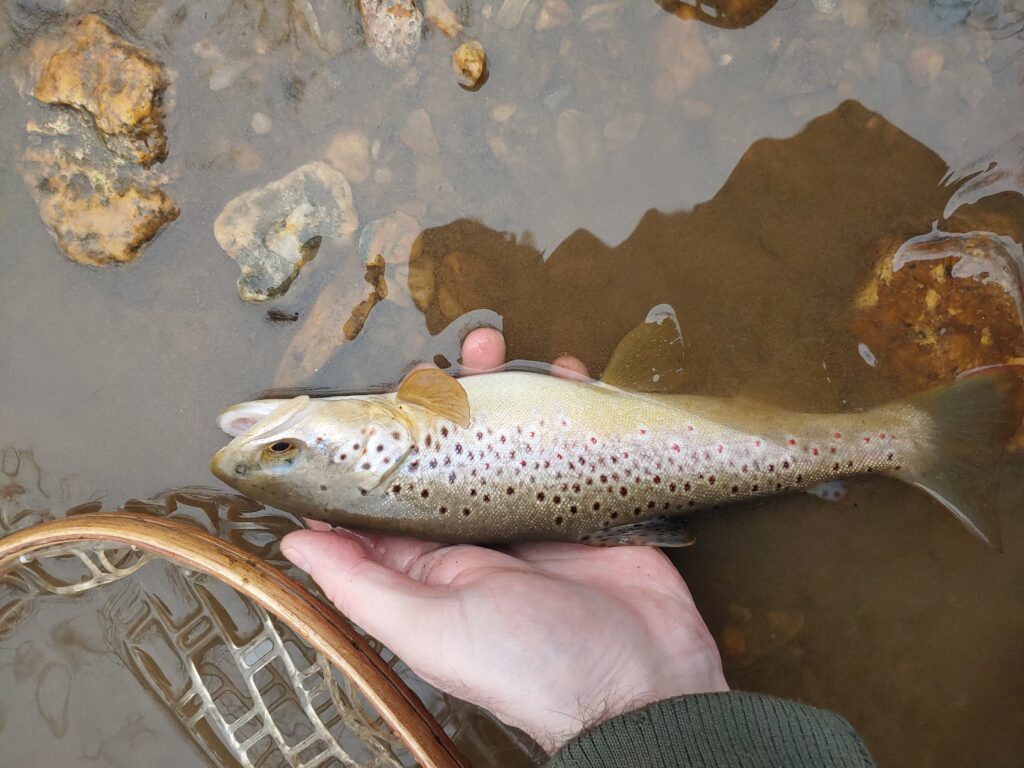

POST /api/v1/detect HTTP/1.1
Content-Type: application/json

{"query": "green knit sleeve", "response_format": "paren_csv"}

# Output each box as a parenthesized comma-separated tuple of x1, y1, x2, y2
(546, 692, 874, 768)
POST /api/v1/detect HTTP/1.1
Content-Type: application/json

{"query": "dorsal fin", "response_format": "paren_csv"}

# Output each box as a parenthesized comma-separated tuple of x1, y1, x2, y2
(397, 368, 471, 427)
(600, 305, 685, 393)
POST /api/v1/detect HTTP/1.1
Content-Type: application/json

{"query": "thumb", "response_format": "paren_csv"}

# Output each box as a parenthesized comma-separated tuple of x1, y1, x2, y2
(281, 528, 448, 649)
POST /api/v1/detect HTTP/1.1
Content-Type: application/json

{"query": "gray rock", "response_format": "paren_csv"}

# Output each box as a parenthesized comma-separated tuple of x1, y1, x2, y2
(214, 162, 358, 302)
(358, 0, 423, 68)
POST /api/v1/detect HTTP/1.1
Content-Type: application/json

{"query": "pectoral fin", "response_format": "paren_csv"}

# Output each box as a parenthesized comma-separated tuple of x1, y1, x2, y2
(600, 305, 686, 393)
(396, 368, 471, 427)
(579, 516, 695, 547)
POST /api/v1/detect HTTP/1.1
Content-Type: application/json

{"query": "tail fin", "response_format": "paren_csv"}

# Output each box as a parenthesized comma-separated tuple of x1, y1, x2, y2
(897, 367, 1023, 549)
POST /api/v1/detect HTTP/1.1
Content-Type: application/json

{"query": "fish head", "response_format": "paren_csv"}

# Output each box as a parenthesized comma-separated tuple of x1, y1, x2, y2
(211, 394, 415, 515)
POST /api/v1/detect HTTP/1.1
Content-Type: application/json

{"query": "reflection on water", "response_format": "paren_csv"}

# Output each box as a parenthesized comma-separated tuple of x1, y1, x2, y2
(3, 0, 1024, 766)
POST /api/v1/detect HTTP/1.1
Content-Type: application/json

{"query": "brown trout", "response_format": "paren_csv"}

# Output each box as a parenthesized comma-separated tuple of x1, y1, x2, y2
(211, 315, 1021, 547)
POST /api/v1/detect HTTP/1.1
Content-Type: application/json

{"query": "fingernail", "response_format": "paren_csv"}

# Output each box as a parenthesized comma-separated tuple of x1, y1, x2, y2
(281, 544, 311, 573)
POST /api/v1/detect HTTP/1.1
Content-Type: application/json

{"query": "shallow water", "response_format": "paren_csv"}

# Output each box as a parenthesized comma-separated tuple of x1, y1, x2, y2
(2, 0, 1024, 765)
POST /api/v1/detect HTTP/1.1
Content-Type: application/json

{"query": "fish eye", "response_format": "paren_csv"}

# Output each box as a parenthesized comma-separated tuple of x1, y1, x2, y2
(261, 439, 301, 466)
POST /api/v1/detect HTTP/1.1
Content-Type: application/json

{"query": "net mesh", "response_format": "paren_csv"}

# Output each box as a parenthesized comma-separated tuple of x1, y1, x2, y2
(0, 447, 442, 768)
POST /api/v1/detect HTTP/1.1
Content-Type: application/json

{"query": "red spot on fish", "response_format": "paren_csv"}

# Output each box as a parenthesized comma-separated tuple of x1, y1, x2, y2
(742, 465, 748, 472)
(687, 424, 695, 432)
(887, 452, 894, 461)
(879, 433, 886, 439)
(788, 438, 797, 446)
(830, 446, 837, 454)
(717, 445, 724, 454)
(520, 460, 527, 467)
(754, 439, 761, 448)
(639, 428, 646, 435)
(812, 448, 819, 456)
(672, 444, 681, 452)
(557, 453, 564, 460)
(529, 431, 535, 438)
(863, 436, 871, 443)
(834, 432, 842, 439)
(590, 437, 598, 445)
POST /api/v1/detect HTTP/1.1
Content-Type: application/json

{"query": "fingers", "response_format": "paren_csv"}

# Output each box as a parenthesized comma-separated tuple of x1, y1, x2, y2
(281, 528, 444, 643)
(459, 327, 506, 373)
(550, 355, 590, 380)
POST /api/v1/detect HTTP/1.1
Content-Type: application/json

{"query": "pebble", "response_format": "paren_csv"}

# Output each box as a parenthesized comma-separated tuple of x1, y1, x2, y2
(535, 0, 572, 30)
(400, 108, 441, 157)
(453, 40, 487, 90)
(325, 129, 371, 183)
(358, 0, 423, 68)
(652, 17, 711, 103)
(907, 45, 944, 87)
(251, 112, 272, 134)
(603, 112, 645, 151)
(490, 103, 517, 123)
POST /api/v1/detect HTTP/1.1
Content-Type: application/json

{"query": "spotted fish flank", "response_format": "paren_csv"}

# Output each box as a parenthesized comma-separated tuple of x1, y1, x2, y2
(212, 313, 1021, 548)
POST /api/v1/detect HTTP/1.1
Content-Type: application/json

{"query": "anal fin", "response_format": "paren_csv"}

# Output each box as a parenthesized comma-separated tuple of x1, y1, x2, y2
(579, 516, 695, 547)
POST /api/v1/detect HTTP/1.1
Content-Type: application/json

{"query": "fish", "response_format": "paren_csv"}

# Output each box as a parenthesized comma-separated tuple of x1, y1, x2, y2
(211, 310, 1022, 548)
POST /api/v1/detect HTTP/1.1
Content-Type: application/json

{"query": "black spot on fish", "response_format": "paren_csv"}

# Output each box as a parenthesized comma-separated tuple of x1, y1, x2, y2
(439, 506, 447, 515)
(421, 489, 430, 498)
(353, 443, 360, 451)
(320, 484, 328, 491)
(483, 494, 491, 502)
(391, 431, 401, 440)
(684, 482, 691, 491)
(653, 476, 661, 484)
(593, 502, 601, 511)
(648, 500, 656, 509)
(429, 459, 438, 469)
(470, 488, 477, 496)
(361, 462, 371, 470)
(555, 516, 564, 525)
(455, 443, 463, 454)
(392, 484, 402, 494)
(339, 454, 347, 461)
(782, 461, 790, 469)
(507, 486, 515, 495)
(610, 512, 619, 520)
(425, 435, 432, 447)
(634, 507, 641, 516)
(570, 505, 578, 514)
(731, 485, 739, 493)
(752, 484, 759, 491)
(553, 495, 561, 504)
(669, 483, 676, 492)
(708, 476, 716, 485)
(619, 487, 628, 496)
(376, 445, 384, 452)
(537, 492, 545, 501)
(448, 472, 456, 484)
(462, 508, 471, 516)
(441, 427, 449, 438)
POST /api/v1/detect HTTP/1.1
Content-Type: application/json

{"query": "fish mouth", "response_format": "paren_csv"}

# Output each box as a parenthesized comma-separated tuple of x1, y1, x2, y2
(210, 446, 237, 485)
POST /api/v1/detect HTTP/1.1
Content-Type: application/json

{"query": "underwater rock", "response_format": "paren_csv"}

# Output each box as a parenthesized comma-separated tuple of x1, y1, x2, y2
(325, 129, 371, 184)
(274, 212, 420, 386)
(851, 228, 1024, 407)
(651, 16, 711, 103)
(214, 162, 358, 302)
(358, 0, 423, 68)
(536, 0, 573, 30)
(423, 0, 463, 37)
(452, 40, 487, 90)
(20, 112, 179, 267)
(28, 15, 170, 168)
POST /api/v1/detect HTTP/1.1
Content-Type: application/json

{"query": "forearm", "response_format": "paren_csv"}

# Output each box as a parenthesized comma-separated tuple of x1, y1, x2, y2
(547, 691, 874, 768)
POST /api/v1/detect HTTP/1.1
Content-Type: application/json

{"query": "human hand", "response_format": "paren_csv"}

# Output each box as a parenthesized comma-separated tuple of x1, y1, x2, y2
(280, 329, 728, 754)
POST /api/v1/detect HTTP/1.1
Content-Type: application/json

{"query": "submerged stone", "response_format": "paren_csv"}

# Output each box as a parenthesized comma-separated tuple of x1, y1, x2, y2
(452, 41, 487, 90)
(852, 228, 1024, 416)
(28, 15, 171, 168)
(20, 111, 178, 267)
(214, 162, 358, 302)
(358, 0, 423, 68)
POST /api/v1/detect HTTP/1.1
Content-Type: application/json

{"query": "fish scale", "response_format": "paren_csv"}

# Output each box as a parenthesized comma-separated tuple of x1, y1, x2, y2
(361, 372, 918, 542)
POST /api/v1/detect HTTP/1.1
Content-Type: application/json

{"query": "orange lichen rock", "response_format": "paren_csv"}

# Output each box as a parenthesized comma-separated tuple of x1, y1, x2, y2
(853, 229, 1024, 386)
(20, 138, 179, 267)
(852, 228, 1024, 446)
(30, 15, 171, 167)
